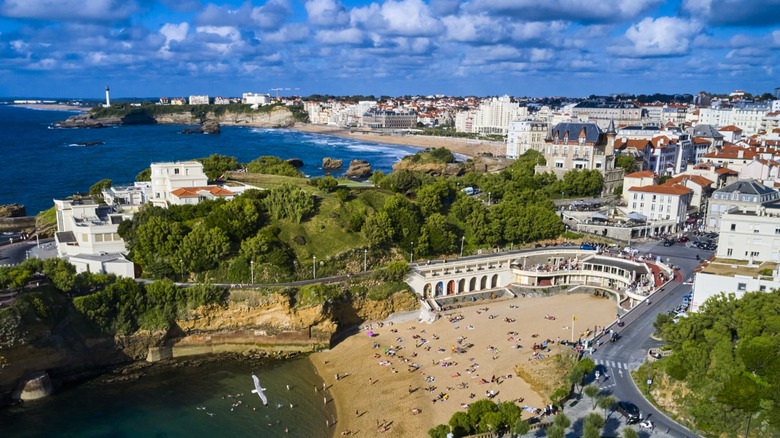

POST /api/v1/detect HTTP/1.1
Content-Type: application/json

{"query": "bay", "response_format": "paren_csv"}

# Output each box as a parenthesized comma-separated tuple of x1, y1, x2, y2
(0, 105, 421, 215)
(0, 357, 333, 438)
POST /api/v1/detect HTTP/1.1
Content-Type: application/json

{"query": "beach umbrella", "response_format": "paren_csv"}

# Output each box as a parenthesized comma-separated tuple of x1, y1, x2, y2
(367, 331, 374, 337)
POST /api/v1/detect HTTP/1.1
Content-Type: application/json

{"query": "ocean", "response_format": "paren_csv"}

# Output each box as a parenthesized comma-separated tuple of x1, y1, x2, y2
(0, 105, 421, 215)
(0, 357, 333, 438)
(0, 104, 420, 436)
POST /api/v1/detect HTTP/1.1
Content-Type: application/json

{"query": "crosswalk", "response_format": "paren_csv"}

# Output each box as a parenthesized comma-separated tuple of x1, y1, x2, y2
(594, 359, 629, 370)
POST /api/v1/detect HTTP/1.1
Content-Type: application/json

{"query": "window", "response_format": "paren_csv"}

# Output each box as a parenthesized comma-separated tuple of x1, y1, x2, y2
(727, 248, 733, 256)
(174, 168, 180, 174)
(555, 162, 564, 168)
(754, 228, 760, 233)
(760, 285, 767, 292)
(774, 228, 780, 235)
(751, 251, 760, 257)
(737, 283, 747, 291)
(731, 224, 736, 231)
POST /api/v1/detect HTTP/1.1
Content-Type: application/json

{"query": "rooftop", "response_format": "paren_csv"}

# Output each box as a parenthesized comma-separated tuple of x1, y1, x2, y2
(700, 258, 777, 278)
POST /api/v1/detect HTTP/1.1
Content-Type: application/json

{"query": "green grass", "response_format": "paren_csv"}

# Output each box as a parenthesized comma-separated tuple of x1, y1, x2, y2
(226, 172, 312, 190)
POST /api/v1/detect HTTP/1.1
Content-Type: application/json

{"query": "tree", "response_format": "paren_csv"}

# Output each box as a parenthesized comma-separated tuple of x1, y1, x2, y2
(197, 154, 239, 180)
(546, 425, 565, 438)
(512, 418, 530, 435)
(362, 211, 393, 246)
(177, 225, 231, 273)
(550, 386, 570, 406)
(623, 427, 640, 438)
(135, 168, 151, 181)
(615, 154, 638, 173)
(449, 411, 472, 436)
(584, 384, 600, 408)
(42, 258, 76, 293)
(553, 412, 571, 429)
(315, 175, 339, 192)
(597, 395, 616, 418)
(262, 182, 315, 223)
(246, 156, 302, 177)
(428, 424, 450, 438)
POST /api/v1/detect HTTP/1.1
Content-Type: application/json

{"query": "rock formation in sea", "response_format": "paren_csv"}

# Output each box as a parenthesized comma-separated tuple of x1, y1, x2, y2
(55, 106, 295, 129)
(345, 159, 372, 178)
(0, 204, 26, 218)
(201, 119, 221, 134)
(321, 157, 343, 169)
(286, 158, 304, 168)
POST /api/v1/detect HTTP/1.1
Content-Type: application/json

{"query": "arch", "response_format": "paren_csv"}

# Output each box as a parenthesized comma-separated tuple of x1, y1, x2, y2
(458, 278, 466, 293)
(423, 283, 432, 299)
(491, 274, 498, 288)
(447, 280, 456, 295)
(469, 277, 477, 292)
(435, 281, 444, 297)
(480, 275, 487, 290)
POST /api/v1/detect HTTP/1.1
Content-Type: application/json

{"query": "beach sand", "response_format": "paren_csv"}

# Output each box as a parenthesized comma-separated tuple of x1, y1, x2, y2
(292, 123, 506, 159)
(310, 293, 617, 437)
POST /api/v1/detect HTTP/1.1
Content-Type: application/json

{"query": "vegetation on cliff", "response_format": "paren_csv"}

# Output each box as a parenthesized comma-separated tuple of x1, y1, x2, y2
(649, 290, 780, 437)
(89, 102, 284, 120)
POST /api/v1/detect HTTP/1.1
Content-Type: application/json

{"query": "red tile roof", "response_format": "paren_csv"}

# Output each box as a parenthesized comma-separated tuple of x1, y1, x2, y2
(170, 186, 235, 198)
(628, 184, 693, 196)
(719, 125, 742, 132)
(625, 170, 655, 178)
(663, 174, 714, 188)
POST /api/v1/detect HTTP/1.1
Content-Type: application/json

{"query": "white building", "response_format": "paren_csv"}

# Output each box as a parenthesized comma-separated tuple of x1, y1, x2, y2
(705, 179, 779, 231)
(188, 95, 210, 105)
(102, 182, 150, 212)
(242, 93, 271, 106)
(150, 161, 237, 207)
(471, 95, 527, 135)
(691, 260, 780, 312)
(626, 184, 692, 233)
(53, 198, 134, 278)
(506, 120, 548, 158)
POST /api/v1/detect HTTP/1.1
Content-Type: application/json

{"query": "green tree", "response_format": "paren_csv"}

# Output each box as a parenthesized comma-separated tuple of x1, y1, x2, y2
(42, 258, 76, 292)
(315, 175, 339, 192)
(246, 156, 302, 177)
(623, 428, 640, 438)
(428, 424, 450, 438)
(197, 154, 239, 180)
(553, 412, 571, 429)
(135, 168, 151, 181)
(449, 411, 472, 437)
(177, 225, 231, 273)
(512, 418, 530, 435)
(597, 395, 616, 418)
(584, 384, 600, 408)
(133, 215, 185, 270)
(362, 211, 394, 246)
(550, 386, 570, 406)
(615, 154, 638, 173)
(262, 183, 315, 223)
(546, 425, 565, 438)
(418, 213, 456, 256)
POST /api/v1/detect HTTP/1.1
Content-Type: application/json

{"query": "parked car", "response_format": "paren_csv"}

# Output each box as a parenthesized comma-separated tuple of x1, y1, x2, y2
(677, 236, 689, 243)
(580, 243, 597, 251)
(616, 401, 642, 423)
(663, 239, 675, 247)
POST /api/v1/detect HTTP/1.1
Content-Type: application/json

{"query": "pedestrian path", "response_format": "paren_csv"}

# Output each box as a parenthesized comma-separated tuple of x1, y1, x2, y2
(594, 359, 629, 369)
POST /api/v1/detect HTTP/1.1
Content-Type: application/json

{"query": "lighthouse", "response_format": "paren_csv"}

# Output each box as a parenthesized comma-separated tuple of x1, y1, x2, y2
(105, 85, 111, 107)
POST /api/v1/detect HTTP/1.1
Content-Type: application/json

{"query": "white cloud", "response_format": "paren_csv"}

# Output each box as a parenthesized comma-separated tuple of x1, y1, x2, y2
(621, 17, 703, 57)
(250, 0, 294, 29)
(441, 14, 503, 43)
(262, 24, 311, 43)
(316, 28, 365, 45)
(0, 0, 138, 22)
(305, 0, 349, 27)
(159, 22, 189, 57)
(352, 0, 444, 37)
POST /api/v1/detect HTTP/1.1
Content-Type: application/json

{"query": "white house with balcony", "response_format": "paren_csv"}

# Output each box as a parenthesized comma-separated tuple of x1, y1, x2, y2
(53, 198, 134, 278)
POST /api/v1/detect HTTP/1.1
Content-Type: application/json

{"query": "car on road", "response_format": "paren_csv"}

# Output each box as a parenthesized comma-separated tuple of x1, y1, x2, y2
(677, 236, 689, 243)
(580, 243, 597, 250)
(616, 401, 642, 424)
(663, 239, 675, 247)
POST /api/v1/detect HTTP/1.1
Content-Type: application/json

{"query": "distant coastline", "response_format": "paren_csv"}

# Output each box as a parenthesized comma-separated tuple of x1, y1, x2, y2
(290, 123, 505, 159)
(11, 103, 87, 112)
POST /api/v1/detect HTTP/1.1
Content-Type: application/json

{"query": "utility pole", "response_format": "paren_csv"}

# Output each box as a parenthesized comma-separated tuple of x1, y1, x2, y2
(313, 255, 317, 279)
(460, 236, 465, 257)
(250, 260, 254, 284)
(363, 248, 367, 272)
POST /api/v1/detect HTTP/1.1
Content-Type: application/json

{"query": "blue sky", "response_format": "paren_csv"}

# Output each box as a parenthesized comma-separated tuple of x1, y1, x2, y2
(1, 0, 778, 98)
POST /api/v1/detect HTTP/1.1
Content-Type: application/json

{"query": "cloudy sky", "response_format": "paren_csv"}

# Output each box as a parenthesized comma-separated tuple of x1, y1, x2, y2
(1, 0, 778, 98)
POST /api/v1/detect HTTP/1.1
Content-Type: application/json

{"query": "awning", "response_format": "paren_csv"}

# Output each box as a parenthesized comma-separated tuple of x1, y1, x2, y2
(625, 212, 647, 222)
(591, 213, 609, 220)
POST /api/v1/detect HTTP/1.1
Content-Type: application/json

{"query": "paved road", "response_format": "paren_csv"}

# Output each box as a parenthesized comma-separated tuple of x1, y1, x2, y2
(587, 237, 714, 437)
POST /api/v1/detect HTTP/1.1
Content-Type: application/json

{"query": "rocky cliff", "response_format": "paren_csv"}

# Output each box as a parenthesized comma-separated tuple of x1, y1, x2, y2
(0, 288, 418, 404)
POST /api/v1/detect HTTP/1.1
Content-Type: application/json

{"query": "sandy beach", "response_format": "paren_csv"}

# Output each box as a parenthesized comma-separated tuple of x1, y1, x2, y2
(310, 293, 617, 437)
(293, 123, 506, 159)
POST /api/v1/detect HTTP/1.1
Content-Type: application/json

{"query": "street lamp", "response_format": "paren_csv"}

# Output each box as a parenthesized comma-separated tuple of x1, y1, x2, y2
(363, 248, 368, 272)
(646, 378, 653, 394)
(460, 236, 465, 258)
(488, 192, 492, 205)
(410, 242, 414, 263)
(180, 259, 184, 283)
(313, 255, 317, 279)
(250, 260, 254, 285)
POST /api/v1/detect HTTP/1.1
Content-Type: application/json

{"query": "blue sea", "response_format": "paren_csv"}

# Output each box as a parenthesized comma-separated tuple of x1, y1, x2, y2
(0, 105, 421, 215)
(0, 104, 420, 436)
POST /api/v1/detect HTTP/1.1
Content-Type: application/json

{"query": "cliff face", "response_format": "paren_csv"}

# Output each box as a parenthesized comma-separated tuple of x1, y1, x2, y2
(0, 289, 419, 404)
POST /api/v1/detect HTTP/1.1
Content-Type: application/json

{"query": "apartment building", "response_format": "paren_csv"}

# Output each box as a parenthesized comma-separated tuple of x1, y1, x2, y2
(359, 110, 417, 129)
(625, 184, 692, 233)
(471, 95, 527, 135)
(506, 120, 548, 158)
(705, 179, 779, 231)
(188, 95, 210, 105)
(571, 101, 643, 129)
(53, 198, 135, 278)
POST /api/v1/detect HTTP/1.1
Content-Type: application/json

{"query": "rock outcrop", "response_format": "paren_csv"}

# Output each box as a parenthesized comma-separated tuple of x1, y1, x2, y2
(287, 158, 304, 168)
(322, 157, 343, 169)
(17, 372, 53, 401)
(0, 204, 26, 218)
(392, 159, 465, 177)
(55, 107, 295, 130)
(201, 119, 221, 134)
(345, 159, 372, 178)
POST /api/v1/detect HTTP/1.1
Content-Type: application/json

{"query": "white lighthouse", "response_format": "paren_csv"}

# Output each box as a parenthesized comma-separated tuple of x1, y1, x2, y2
(105, 85, 111, 107)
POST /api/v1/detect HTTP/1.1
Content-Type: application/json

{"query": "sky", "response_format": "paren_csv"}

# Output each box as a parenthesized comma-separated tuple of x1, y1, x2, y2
(0, 0, 779, 99)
